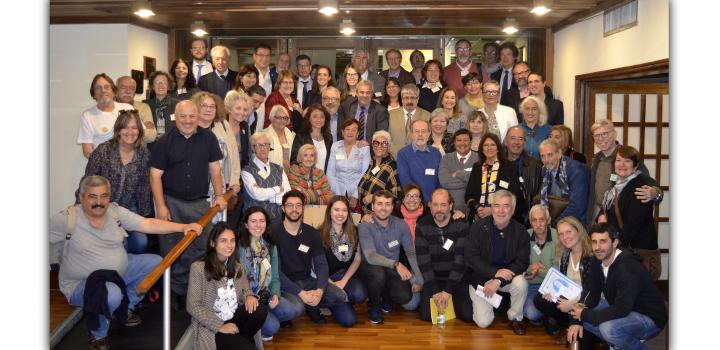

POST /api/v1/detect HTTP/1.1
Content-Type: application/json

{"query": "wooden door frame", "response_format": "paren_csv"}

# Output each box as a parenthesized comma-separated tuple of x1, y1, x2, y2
(573, 58, 669, 155)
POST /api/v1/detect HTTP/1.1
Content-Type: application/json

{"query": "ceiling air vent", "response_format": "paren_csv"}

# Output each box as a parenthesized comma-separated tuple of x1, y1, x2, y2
(604, 0, 638, 37)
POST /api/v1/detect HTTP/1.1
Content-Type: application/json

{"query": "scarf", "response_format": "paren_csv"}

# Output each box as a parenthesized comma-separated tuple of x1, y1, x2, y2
(541, 156, 569, 206)
(479, 161, 500, 206)
(602, 170, 641, 211)
(242, 237, 271, 293)
(465, 95, 484, 110)
(330, 229, 352, 262)
(401, 204, 424, 241)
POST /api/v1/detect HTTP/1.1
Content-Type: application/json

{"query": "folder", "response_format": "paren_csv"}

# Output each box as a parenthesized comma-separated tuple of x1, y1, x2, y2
(430, 296, 456, 324)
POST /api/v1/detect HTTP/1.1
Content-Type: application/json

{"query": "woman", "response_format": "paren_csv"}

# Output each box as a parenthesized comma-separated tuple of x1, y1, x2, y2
(78, 73, 134, 158)
(550, 125, 587, 164)
(467, 111, 489, 153)
(409, 50, 425, 85)
(428, 108, 455, 155)
(264, 104, 295, 172)
(144, 71, 180, 140)
(327, 118, 371, 212)
(225, 90, 253, 168)
(287, 144, 333, 205)
(84, 110, 151, 254)
(263, 70, 302, 131)
(170, 58, 200, 100)
(395, 184, 430, 242)
(304, 65, 336, 109)
(457, 72, 484, 120)
(417, 59, 444, 112)
(533, 216, 593, 343)
(290, 104, 333, 172)
(241, 133, 291, 222)
(339, 65, 360, 103)
(233, 64, 260, 94)
(519, 95, 552, 158)
(187, 221, 268, 350)
(193, 91, 241, 201)
(465, 133, 526, 223)
(380, 77, 402, 111)
(598, 145, 661, 280)
(357, 130, 401, 214)
(437, 87, 465, 134)
(237, 207, 304, 341)
(319, 196, 366, 320)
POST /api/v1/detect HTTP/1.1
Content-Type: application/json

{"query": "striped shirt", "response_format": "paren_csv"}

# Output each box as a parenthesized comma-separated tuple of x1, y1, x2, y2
(414, 216, 469, 295)
(357, 155, 402, 214)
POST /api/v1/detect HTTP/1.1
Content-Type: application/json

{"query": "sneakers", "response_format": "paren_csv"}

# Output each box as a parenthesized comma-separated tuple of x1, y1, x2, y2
(368, 307, 384, 324)
(529, 318, 544, 326)
(88, 335, 110, 350)
(380, 301, 393, 313)
(261, 335, 273, 342)
(125, 311, 142, 327)
(307, 310, 327, 324)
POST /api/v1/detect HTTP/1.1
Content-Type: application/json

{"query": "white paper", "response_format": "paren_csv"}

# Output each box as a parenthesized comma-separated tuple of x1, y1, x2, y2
(538, 267, 583, 302)
(475, 285, 503, 308)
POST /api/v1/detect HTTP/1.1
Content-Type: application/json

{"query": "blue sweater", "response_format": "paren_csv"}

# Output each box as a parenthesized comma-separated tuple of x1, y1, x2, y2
(396, 144, 442, 202)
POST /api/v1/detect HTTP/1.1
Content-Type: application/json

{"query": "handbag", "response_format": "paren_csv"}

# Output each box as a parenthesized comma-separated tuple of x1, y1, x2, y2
(613, 192, 662, 280)
(547, 195, 569, 219)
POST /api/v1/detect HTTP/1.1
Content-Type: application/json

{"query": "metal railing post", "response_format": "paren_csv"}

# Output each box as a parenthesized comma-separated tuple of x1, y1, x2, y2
(163, 267, 171, 350)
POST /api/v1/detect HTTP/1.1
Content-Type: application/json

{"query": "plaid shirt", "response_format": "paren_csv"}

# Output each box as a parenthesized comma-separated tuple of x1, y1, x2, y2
(357, 155, 401, 214)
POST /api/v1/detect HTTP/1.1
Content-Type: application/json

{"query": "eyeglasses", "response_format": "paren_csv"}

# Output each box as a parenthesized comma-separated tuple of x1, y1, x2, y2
(253, 143, 271, 149)
(402, 95, 419, 100)
(322, 96, 340, 101)
(372, 140, 389, 147)
(200, 104, 217, 110)
(513, 70, 530, 76)
(284, 203, 303, 209)
(405, 193, 421, 200)
(483, 90, 499, 96)
(592, 130, 614, 139)
(275, 116, 290, 121)
(456, 47, 470, 53)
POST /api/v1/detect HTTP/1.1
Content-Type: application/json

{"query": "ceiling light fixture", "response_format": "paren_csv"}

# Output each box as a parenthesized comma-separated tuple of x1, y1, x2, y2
(318, 0, 339, 16)
(530, 0, 553, 15)
(502, 18, 519, 34)
(132, 0, 155, 18)
(191, 21, 208, 37)
(339, 19, 356, 35)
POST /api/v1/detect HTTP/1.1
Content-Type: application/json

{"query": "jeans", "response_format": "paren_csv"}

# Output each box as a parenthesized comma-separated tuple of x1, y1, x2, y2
(261, 296, 304, 338)
(68, 254, 161, 338)
(283, 277, 356, 327)
(124, 231, 148, 254)
(401, 292, 421, 311)
(357, 261, 412, 308)
(523, 283, 543, 321)
(330, 270, 367, 304)
(583, 299, 663, 350)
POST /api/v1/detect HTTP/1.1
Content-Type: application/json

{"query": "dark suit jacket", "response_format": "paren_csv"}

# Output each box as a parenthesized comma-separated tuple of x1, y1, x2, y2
(491, 68, 516, 90)
(238, 121, 251, 167)
(337, 100, 389, 142)
(197, 70, 238, 98)
(268, 67, 280, 91)
(543, 89, 565, 126)
(380, 68, 415, 87)
(289, 131, 334, 172)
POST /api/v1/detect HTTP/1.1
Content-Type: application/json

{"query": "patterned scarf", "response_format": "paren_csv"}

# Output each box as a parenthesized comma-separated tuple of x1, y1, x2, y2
(602, 170, 641, 211)
(330, 229, 352, 263)
(541, 156, 569, 207)
(242, 237, 271, 293)
(479, 161, 500, 206)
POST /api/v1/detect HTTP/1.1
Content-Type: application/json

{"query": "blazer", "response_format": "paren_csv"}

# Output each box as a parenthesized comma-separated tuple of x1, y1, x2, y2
(197, 70, 238, 99)
(603, 173, 659, 250)
(290, 131, 334, 171)
(337, 100, 389, 143)
(464, 216, 530, 287)
(438, 151, 479, 212)
(380, 68, 415, 87)
(388, 107, 432, 156)
(265, 126, 295, 168)
(490, 68, 517, 92)
(236, 121, 252, 167)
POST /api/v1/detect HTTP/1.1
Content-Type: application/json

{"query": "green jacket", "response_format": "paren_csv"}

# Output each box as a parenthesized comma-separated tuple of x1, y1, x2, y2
(526, 227, 558, 285)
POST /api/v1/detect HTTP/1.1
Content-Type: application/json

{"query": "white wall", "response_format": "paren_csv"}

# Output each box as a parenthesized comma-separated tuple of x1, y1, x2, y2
(49, 24, 167, 214)
(553, 0, 669, 128)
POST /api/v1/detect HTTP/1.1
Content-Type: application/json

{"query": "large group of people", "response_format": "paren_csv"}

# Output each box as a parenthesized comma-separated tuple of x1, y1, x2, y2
(54, 37, 667, 350)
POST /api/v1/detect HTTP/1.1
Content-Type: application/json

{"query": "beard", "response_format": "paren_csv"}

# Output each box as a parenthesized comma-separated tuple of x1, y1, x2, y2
(285, 211, 302, 222)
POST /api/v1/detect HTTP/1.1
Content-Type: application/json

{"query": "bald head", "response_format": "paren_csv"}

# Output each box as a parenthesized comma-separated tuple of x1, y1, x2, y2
(174, 100, 199, 137)
(116, 76, 137, 104)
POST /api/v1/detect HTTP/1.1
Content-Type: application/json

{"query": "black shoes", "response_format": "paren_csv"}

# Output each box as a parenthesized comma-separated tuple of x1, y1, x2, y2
(307, 310, 327, 324)
(88, 335, 110, 350)
(125, 311, 142, 327)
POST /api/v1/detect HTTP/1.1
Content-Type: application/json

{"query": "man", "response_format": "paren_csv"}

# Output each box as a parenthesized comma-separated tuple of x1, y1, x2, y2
(586, 119, 662, 225)
(50, 175, 202, 350)
(490, 42, 519, 102)
(538, 139, 589, 224)
(465, 189, 530, 334)
(522, 204, 558, 325)
(479, 80, 518, 143)
(443, 39, 481, 99)
(322, 86, 342, 142)
(78, 73, 134, 158)
(380, 49, 415, 87)
(190, 38, 213, 85)
(295, 54, 314, 109)
(500, 61, 531, 115)
(527, 71, 565, 126)
(396, 119, 442, 202)
(241, 132, 291, 222)
(246, 84, 267, 134)
(414, 188, 474, 323)
(504, 126, 543, 224)
(149, 100, 227, 307)
(388, 83, 432, 155)
(409, 49, 426, 84)
(254, 44, 277, 94)
(197, 45, 238, 98)
(358, 190, 423, 324)
(438, 129, 478, 212)
(339, 49, 385, 97)
(337, 80, 389, 143)
(115, 75, 156, 144)
(270, 52, 291, 77)
(272, 190, 351, 325)
(567, 223, 667, 350)
(482, 42, 501, 76)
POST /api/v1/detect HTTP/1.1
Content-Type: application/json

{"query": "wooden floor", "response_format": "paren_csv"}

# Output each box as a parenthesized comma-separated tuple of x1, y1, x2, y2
(50, 271, 76, 332)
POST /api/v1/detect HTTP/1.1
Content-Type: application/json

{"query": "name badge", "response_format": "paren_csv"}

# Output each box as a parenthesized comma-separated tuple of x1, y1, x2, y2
(261, 258, 271, 270)
(388, 240, 399, 248)
(533, 245, 542, 256)
(335, 153, 346, 160)
(170, 113, 176, 121)
(519, 176, 525, 183)
(464, 167, 473, 172)
(443, 239, 454, 251)
(499, 180, 509, 189)
(374, 91, 383, 98)
(371, 166, 381, 175)
(425, 168, 435, 176)
(298, 244, 310, 253)
(338, 244, 349, 252)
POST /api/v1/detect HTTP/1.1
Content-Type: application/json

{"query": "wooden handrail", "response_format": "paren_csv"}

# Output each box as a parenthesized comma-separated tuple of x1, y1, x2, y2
(135, 191, 235, 295)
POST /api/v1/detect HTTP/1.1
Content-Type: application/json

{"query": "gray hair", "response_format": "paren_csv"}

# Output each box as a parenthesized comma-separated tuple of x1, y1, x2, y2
(353, 49, 369, 60)
(590, 118, 615, 134)
(296, 144, 317, 164)
(490, 189, 516, 211)
(431, 108, 450, 122)
(210, 45, 230, 58)
(539, 138, 561, 152)
(357, 79, 374, 92)
(268, 104, 289, 122)
(79, 175, 111, 196)
(250, 131, 270, 146)
(519, 95, 548, 126)
(372, 130, 392, 144)
(400, 83, 420, 97)
(224, 90, 253, 112)
(528, 204, 550, 220)
(323, 86, 340, 97)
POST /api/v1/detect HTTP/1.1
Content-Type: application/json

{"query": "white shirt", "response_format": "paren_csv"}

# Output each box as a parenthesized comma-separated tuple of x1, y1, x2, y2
(241, 156, 291, 205)
(479, 104, 518, 143)
(602, 249, 623, 278)
(193, 59, 214, 79)
(313, 138, 328, 171)
(256, 65, 273, 97)
(76, 102, 134, 148)
(422, 81, 443, 93)
(297, 77, 313, 106)
(361, 70, 369, 81)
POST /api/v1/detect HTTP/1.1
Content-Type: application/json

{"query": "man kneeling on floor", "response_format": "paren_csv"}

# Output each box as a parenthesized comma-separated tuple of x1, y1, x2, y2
(567, 223, 667, 350)
(49, 175, 202, 350)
